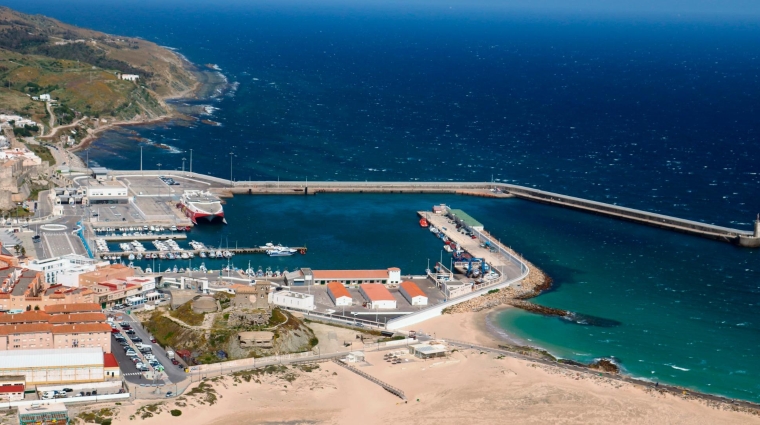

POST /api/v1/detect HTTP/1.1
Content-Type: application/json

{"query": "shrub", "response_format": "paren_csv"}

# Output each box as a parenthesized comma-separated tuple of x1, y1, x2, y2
(170, 410, 182, 417)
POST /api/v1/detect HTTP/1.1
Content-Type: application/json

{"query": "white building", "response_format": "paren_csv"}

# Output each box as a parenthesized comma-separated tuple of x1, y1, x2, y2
(271, 291, 315, 310)
(327, 281, 352, 307)
(399, 281, 428, 306)
(28, 255, 100, 286)
(40, 94, 51, 101)
(0, 348, 104, 385)
(359, 284, 397, 309)
(120, 74, 139, 82)
(84, 180, 129, 205)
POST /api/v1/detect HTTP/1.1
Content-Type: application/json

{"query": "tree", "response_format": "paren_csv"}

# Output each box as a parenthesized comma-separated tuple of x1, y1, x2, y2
(12, 244, 20, 255)
(33, 305, 39, 311)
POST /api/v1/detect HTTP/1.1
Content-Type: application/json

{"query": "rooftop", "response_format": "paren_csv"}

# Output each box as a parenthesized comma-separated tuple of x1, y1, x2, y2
(48, 313, 107, 324)
(0, 384, 23, 393)
(448, 209, 483, 229)
(0, 347, 103, 370)
(45, 303, 101, 314)
(0, 323, 51, 335)
(326, 281, 352, 299)
(400, 281, 427, 298)
(312, 269, 391, 280)
(103, 352, 118, 368)
(360, 284, 395, 301)
(51, 323, 111, 334)
(0, 310, 50, 324)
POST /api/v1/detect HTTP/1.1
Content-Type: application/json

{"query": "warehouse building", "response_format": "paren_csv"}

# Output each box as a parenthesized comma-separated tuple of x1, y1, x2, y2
(359, 284, 397, 309)
(308, 267, 402, 286)
(0, 348, 105, 384)
(327, 281, 352, 307)
(399, 281, 428, 306)
(18, 403, 69, 425)
(271, 291, 315, 310)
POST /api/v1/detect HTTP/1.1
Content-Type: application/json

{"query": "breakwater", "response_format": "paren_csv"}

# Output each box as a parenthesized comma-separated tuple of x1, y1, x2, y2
(109, 171, 760, 248)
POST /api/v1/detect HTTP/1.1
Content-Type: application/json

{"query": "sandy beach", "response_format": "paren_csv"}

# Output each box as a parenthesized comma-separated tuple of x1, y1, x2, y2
(89, 310, 759, 425)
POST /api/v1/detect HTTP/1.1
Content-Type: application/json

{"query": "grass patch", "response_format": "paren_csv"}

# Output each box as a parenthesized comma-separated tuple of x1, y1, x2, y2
(24, 142, 55, 165)
(77, 408, 113, 424)
(378, 335, 406, 343)
(170, 300, 206, 326)
(186, 381, 218, 405)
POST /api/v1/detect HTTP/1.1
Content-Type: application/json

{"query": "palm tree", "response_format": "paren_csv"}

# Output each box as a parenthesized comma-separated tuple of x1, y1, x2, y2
(12, 244, 20, 255)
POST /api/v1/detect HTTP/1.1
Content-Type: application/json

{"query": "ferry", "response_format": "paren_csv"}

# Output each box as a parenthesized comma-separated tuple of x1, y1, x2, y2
(267, 248, 294, 257)
(177, 190, 226, 224)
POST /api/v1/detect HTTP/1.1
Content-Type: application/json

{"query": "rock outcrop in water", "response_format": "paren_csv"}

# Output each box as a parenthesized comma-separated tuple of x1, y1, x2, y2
(589, 358, 620, 374)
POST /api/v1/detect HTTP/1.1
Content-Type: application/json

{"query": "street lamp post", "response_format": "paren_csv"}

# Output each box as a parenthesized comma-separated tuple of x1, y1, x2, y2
(182, 157, 186, 173)
(189, 149, 193, 174)
(229, 150, 234, 187)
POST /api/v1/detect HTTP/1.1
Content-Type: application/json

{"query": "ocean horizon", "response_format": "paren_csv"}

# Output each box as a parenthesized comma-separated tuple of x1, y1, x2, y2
(5, 0, 760, 403)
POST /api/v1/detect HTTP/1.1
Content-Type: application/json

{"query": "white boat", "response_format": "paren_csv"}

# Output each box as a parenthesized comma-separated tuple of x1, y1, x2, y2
(200, 251, 207, 258)
(429, 226, 439, 233)
(199, 263, 207, 273)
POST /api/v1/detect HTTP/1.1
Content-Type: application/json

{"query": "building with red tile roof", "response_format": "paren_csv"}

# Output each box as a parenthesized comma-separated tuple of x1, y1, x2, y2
(358, 284, 397, 309)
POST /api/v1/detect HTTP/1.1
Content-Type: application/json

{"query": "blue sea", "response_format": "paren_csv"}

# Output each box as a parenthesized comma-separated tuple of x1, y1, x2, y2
(6, 0, 760, 402)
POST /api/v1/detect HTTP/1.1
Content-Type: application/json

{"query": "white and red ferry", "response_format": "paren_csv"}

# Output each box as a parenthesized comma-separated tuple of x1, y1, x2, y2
(177, 190, 225, 224)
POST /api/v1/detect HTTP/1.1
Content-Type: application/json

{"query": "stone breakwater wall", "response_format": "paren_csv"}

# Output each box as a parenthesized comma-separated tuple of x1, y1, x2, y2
(444, 252, 552, 314)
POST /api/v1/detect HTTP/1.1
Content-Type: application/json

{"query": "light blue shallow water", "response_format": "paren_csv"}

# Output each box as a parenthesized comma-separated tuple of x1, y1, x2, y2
(4, 0, 760, 401)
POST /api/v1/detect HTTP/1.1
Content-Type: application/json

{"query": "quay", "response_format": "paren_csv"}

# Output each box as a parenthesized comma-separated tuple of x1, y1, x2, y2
(89, 170, 760, 248)
(93, 233, 188, 242)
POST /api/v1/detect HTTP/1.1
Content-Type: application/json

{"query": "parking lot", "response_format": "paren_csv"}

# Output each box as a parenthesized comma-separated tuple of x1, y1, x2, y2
(108, 311, 187, 385)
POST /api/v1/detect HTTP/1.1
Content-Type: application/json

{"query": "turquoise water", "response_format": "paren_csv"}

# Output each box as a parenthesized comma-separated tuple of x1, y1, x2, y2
(3, 0, 760, 402)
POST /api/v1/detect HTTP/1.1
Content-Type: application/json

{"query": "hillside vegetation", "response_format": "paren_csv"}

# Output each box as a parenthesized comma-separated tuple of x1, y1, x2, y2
(0, 6, 198, 132)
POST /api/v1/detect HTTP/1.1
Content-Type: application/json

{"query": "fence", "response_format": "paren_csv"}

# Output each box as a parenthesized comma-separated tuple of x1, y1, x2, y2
(0, 393, 130, 410)
(76, 220, 94, 258)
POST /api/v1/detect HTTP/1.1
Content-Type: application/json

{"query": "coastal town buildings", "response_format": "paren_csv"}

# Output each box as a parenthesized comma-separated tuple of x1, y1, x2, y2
(27, 255, 101, 285)
(0, 376, 25, 401)
(0, 304, 110, 353)
(77, 263, 134, 287)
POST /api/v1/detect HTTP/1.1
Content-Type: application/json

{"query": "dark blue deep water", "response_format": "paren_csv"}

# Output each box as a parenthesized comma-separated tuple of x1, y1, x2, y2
(5, 0, 760, 401)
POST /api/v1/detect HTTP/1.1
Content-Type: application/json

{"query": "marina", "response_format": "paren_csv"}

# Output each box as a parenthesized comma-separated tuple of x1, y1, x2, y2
(109, 171, 760, 248)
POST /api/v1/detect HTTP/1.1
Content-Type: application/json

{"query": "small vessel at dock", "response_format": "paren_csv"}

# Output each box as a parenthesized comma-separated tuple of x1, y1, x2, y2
(419, 216, 429, 227)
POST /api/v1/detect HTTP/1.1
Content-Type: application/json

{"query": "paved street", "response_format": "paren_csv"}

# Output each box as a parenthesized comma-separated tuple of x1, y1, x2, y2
(109, 310, 187, 385)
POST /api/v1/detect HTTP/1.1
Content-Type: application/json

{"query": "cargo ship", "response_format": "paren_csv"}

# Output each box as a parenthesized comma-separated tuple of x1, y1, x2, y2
(177, 190, 225, 224)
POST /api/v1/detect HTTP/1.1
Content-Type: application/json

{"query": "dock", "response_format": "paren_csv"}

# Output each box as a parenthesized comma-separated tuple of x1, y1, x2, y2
(96, 247, 308, 258)
(95, 234, 188, 242)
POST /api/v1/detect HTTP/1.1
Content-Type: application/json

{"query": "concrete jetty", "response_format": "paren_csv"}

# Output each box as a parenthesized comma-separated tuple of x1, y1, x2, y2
(108, 170, 760, 248)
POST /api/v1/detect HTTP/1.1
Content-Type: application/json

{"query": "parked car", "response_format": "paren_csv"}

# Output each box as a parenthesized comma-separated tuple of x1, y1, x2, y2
(170, 359, 179, 365)
(139, 366, 150, 372)
(125, 330, 136, 335)
(165, 391, 173, 398)
(111, 328, 121, 334)
(130, 337, 143, 343)
(150, 337, 157, 343)
(144, 354, 156, 361)
(135, 362, 145, 369)
(62, 388, 73, 393)
(125, 349, 137, 356)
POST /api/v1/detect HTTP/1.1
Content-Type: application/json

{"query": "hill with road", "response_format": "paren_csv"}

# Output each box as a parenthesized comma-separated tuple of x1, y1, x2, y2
(0, 6, 200, 137)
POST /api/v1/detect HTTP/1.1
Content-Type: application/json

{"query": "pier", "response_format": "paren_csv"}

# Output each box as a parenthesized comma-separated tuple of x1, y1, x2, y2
(97, 247, 308, 259)
(104, 171, 760, 248)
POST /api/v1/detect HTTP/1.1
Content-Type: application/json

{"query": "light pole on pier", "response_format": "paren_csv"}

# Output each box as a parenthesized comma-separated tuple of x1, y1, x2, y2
(157, 163, 162, 171)
(182, 157, 186, 173)
(140, 146, 143, 175)
(229, 149, 235, 187)
(189, 149, 193, 174)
